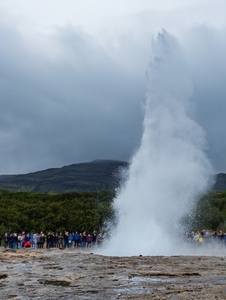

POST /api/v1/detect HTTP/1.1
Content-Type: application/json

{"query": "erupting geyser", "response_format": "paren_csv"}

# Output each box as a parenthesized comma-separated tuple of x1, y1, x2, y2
(103, 31, 213, 256)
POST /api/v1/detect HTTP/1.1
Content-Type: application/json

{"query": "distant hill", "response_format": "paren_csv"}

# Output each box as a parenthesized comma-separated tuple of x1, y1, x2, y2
(0, 160, 225, 193)
(212, 173, 226, 192)
(0, 160, 128, 193)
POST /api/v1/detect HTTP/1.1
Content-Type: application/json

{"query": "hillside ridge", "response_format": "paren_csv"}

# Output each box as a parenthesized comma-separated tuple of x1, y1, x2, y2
(0, 159, 225, 193)
(0, 159, 128, 193)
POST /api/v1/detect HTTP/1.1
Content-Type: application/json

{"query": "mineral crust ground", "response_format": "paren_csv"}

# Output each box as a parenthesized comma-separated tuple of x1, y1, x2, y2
(0, 248, 226, 299)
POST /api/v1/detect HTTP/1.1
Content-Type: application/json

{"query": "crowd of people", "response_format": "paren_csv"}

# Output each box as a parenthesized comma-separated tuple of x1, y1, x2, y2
(185, 229, 226, 247)
(0, 231, 107, 250)
(2, 229, 226, 250)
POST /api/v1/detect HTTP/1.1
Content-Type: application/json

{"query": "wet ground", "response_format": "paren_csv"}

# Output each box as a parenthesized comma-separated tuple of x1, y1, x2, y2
(0, 248, 226, 299)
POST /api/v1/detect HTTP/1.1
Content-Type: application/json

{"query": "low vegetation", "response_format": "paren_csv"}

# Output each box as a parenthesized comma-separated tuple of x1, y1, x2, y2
(1, 188, 226, 237)
(189, 191, 226, 232)
(0, 190, 115, 236)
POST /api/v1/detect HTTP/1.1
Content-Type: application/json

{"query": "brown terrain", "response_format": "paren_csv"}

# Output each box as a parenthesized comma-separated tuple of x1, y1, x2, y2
(1, 248, 226, 299)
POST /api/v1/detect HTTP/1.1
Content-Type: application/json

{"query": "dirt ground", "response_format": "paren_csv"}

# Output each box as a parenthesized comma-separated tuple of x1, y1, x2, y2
(0, 247, 226, 299)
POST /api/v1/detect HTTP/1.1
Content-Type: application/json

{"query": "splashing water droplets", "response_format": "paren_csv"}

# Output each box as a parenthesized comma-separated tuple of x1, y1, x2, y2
(103, 31, 213, 256)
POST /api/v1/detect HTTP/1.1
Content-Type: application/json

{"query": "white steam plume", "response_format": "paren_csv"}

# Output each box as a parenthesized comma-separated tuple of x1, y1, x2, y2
(102, 31, 213, 256)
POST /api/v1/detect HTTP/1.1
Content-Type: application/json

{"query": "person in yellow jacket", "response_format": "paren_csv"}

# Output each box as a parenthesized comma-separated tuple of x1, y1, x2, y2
(198, 236, 203, 243)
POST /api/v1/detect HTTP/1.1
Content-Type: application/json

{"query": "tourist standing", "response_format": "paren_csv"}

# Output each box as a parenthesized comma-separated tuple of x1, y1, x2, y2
(81, 232, 87, 248)
(63, 231, 69, 248)
(97, 233, 103, 247)
(12, 233, 18, 249)
(46, 232, 51, 249)
(17, 233, 22, 249)
(3, 233, 9, 248)
(74, 231, 80, 248)
(87, 234, 93, 248)
(33, 234, 38, 249)
(58, 233, 64, 249)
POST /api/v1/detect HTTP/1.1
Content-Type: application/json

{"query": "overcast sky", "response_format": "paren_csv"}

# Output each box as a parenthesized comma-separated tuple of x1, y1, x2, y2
(0, 0, 226, 174)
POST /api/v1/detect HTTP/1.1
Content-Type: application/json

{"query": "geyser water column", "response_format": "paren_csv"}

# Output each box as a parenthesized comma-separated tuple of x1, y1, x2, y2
(104, 31, 213, 256)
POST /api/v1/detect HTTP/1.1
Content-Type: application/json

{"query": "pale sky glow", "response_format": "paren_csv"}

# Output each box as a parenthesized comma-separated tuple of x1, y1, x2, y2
(2, 1, 226, 36)
(0, 0, 226, 174)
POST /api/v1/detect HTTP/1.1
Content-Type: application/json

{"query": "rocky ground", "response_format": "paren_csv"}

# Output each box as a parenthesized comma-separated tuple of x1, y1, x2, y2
(0, 247, 226, 299)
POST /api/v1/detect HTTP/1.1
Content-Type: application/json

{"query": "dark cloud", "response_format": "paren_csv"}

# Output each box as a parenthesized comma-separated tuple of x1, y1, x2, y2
(0, 6, 226, 174)
(0, 22, 143, 174)
(183, 25, 226, 173)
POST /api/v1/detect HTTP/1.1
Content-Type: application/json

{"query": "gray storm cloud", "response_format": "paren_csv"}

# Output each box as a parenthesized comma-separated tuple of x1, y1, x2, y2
(0, 22, 143, 173)
(0, 4, 226, 174)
